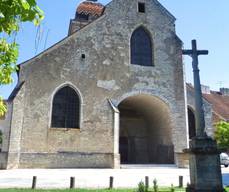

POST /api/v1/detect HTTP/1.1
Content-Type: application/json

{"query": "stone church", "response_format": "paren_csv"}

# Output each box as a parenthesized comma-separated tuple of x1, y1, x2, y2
(0, 0, 215, 169)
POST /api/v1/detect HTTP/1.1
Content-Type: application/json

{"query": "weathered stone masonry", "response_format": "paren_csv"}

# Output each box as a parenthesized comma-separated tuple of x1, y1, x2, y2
(0, 0, 206, 169)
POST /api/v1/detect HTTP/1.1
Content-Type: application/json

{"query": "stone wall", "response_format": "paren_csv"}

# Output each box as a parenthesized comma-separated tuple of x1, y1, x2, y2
(7, 86, 25, 169)
(175, 153, 189, 168)
(186, 85, 214, 137)
(8, 0, 188, 168)
(19, 152, 113, 168)
(0, 101, 12, 169)
(0, 152, 7, 169)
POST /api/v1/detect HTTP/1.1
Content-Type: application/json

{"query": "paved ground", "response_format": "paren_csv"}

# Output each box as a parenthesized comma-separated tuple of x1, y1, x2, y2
(0, 166, 228, 189)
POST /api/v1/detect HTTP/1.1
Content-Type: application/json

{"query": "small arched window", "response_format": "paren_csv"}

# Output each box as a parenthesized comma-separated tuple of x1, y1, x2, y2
(188, 107, 196, 139)
(131, 27, 153, 66)
(51, 86, 80, 128)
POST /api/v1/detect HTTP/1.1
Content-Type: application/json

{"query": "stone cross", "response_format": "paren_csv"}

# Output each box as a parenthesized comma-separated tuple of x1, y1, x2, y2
(182, 40, 208, 137)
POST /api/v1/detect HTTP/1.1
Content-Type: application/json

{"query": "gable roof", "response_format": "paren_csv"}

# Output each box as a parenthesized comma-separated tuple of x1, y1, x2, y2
(18, 0, 176, 67)
(18, 3, 107, 68)
(187, 83, 229, 122)
(203, 91, 229, 122)
(152, 0, 176, 21)
(104, 0, 176, 21)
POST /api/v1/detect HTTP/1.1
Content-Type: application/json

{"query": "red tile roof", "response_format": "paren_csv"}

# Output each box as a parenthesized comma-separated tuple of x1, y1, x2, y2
(187, 83, 229, 122)
(77, 1, 104, 17)
(203, 92, 229, 122)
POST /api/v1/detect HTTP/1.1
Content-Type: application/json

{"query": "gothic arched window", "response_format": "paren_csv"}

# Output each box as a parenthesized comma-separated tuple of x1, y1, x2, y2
(131, 27, 153, 66)
(51, 86, 80, 128)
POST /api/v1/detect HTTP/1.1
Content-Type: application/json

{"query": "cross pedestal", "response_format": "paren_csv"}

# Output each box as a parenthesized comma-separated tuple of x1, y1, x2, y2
(183, 40, 224, 192)
(186, 138, 223, 191)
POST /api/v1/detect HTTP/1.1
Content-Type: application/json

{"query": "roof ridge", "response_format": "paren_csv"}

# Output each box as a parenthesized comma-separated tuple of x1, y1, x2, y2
(153, 0, 176, 21)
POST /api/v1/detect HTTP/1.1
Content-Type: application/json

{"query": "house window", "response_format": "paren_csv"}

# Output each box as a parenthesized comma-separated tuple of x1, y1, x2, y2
(131, 27, 153, 66)
(51, 86, 80, 128)
(138, 2, 145, 13)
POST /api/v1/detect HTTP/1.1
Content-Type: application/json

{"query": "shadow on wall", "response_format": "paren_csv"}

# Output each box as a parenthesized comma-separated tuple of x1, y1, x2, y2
(0, 129, 2, 152)
(118, 94, 174, 165)
(188, 107, 196, 139)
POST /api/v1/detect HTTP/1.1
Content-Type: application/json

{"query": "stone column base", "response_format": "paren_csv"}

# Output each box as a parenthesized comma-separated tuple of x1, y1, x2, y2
(113, 153, 120, 169)
(185, 137, 223, 192)
(186, 185, 225, 192)
(6, 152, 20, 169)
(175, 152, 189, 168)
(0, 152, 8, 169)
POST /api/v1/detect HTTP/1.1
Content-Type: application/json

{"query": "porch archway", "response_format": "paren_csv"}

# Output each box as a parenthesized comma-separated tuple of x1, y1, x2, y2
(118, 94, 174, 164)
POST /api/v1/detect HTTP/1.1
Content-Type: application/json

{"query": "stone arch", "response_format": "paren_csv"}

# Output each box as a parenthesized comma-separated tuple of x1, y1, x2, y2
(130, 25, 154, 44)
(118, 94, 174, 164)
(188, 106, 196, 139)
(116, 90, 172, 108)
(51, 82, 83, 102)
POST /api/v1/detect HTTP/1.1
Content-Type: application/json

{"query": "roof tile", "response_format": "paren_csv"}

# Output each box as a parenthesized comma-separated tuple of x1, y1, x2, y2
(77, 1, 104, 17)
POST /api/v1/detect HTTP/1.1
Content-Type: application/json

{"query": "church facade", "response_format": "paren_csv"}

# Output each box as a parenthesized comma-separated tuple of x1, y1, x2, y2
(0, 0, 214, 169)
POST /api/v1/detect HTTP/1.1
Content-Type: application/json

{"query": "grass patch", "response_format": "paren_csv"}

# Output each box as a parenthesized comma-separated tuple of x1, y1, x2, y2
(0, 190, 133, 192)
(0, 188, 183, 192)
(0, 188, 228, 192)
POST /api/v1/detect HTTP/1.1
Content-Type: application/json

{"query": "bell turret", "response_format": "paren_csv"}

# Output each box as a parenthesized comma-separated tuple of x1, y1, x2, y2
(68, 0, 105, 35)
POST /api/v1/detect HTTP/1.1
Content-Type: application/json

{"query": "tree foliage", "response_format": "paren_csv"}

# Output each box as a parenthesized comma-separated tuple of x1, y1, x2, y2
(215, 121, 229, 149)
(0, 0, 44, 116)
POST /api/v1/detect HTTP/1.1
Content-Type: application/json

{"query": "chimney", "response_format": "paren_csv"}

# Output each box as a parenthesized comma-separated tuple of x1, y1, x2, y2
(201, 85, 210, 94)
(220, 88, 229, 96)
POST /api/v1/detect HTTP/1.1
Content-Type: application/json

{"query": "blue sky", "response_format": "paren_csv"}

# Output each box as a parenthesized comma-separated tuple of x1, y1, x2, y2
(1, 0, 229, 99)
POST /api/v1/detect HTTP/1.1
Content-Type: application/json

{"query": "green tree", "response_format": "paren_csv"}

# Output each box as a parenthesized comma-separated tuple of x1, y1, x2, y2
(0, 0, 44, 116)
(215, 121, 229, 149)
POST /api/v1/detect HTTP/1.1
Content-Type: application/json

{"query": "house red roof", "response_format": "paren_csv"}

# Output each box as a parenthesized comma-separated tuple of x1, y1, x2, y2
(187, 83, 229, 122)
(76, 1, 104, 17)
(203, 91, 229, 122)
